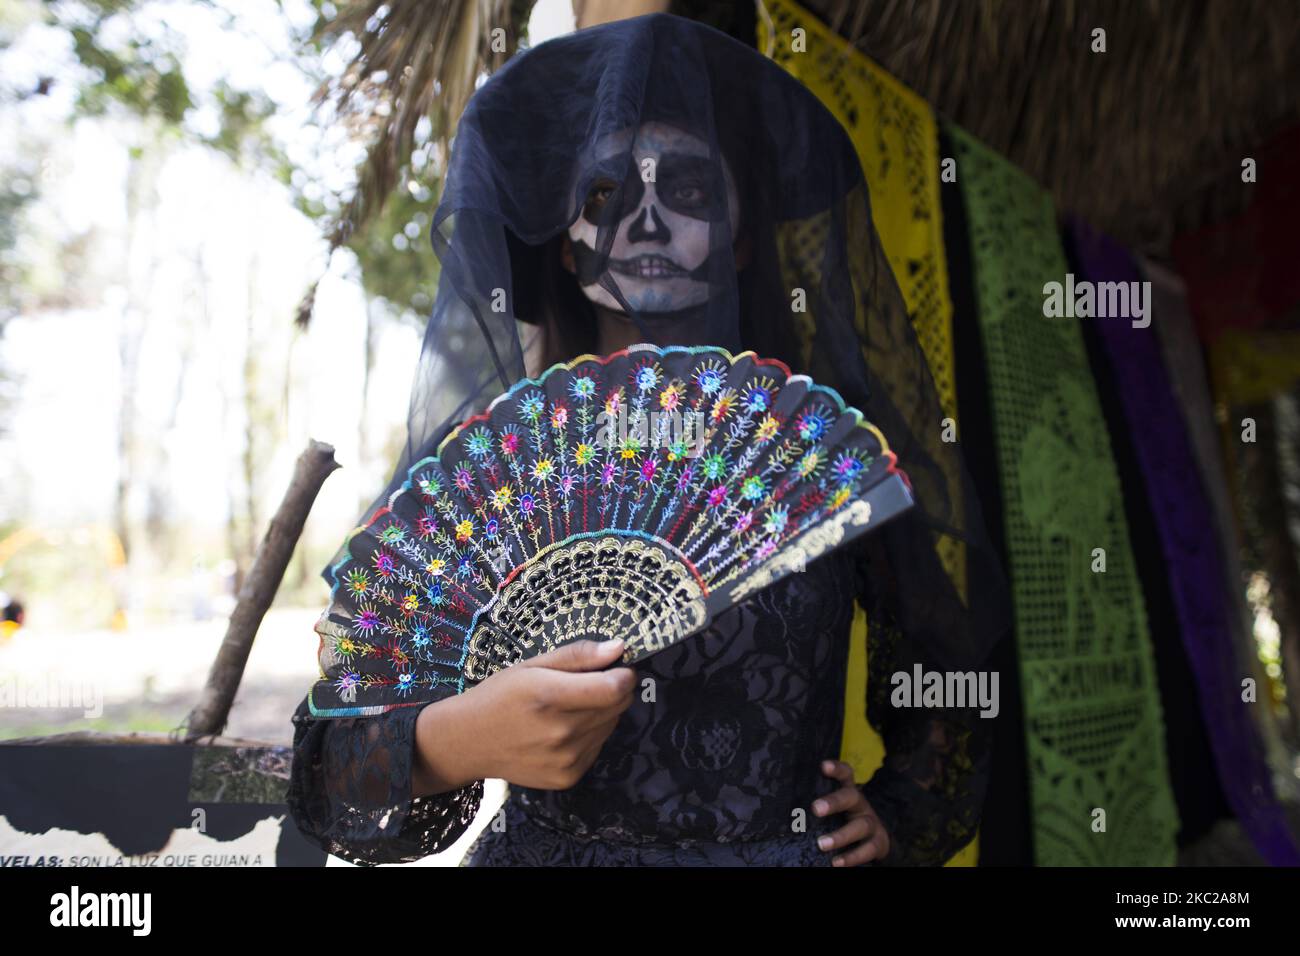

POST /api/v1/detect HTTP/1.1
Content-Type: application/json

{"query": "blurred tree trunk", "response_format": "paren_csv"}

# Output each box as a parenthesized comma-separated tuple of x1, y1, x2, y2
(359, 296, 377, 474)
(113, 120, 166, 575)
(242, 256, 260, 577)
(143, 292, 197, 568)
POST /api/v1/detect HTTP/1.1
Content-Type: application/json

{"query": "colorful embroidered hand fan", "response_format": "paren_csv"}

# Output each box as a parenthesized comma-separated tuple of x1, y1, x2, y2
(308, 344, 913, 716)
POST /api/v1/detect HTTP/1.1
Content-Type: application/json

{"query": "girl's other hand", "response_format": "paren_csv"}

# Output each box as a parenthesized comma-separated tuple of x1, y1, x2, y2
(812, 758, 891, 866)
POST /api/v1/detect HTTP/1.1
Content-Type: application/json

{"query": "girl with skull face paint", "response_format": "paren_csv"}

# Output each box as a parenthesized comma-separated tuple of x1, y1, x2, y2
(287, 14, 1011, 866)
(563, 121, 742, 314)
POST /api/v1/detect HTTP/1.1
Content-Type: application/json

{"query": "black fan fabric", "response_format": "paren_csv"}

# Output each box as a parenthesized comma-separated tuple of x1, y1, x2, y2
(289, 13, 1011, 865)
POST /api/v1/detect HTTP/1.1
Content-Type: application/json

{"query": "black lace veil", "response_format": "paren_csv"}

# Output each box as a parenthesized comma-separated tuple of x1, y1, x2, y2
(318, 13, 1010, 696)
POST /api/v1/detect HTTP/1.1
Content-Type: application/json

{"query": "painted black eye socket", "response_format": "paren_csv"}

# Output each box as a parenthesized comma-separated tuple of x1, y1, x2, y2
(581, 175, 644, 226)
(656, 154, 727, 221)
(586, 178, 618, 206)
(668, 181, 707, 207)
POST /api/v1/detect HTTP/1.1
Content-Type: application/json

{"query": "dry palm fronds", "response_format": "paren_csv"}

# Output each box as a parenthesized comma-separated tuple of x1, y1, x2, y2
(799, 0, 1300, 256)
(298, 0, 526, 326)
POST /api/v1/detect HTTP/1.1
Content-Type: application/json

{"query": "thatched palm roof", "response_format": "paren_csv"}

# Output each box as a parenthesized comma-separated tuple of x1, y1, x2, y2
(311, 0, 1300, 284)
(798, 0, 1300, 258)
(308, 0, 522, 253)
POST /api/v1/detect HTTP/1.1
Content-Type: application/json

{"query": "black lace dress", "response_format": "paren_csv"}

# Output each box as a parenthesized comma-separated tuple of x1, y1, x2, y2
(287, 547, 991, 866)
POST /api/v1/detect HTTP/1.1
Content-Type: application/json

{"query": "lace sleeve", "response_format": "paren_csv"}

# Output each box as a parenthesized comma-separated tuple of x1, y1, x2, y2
(287, 695, 484, 866)
(852, 543, 994, 867)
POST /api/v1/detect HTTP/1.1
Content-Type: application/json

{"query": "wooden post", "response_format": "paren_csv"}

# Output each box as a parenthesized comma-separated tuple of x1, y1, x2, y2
(185, 439, 340, 740)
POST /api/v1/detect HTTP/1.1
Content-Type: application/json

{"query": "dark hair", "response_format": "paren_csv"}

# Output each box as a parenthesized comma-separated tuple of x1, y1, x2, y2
(537, 234, 601, 368)
(3, 600, 23, 623)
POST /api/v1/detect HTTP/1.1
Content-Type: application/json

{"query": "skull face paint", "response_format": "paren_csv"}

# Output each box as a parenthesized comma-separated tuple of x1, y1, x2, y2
(568, 121, 741, 313)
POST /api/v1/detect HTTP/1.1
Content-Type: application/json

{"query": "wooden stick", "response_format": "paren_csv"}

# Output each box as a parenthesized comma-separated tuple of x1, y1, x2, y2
(185, 440, 340, 740)
(8, 730, 276, 748)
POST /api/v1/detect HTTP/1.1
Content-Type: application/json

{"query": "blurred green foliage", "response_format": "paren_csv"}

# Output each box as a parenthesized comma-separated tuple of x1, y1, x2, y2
(33, 0, 441, 320)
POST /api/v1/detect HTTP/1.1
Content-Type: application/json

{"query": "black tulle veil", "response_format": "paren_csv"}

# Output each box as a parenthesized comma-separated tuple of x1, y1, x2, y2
(319, 13, 1010, 693)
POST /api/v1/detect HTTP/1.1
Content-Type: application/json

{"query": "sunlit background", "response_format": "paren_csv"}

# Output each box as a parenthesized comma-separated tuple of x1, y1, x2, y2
(0, 0, 575, 748)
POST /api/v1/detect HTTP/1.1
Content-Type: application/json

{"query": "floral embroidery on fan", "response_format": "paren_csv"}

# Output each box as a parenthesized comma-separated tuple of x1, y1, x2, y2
(311, 346, 904, 716)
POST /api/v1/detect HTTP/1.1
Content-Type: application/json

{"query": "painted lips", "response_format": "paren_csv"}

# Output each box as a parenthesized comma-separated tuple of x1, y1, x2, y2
(608, 254, 688, 278)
